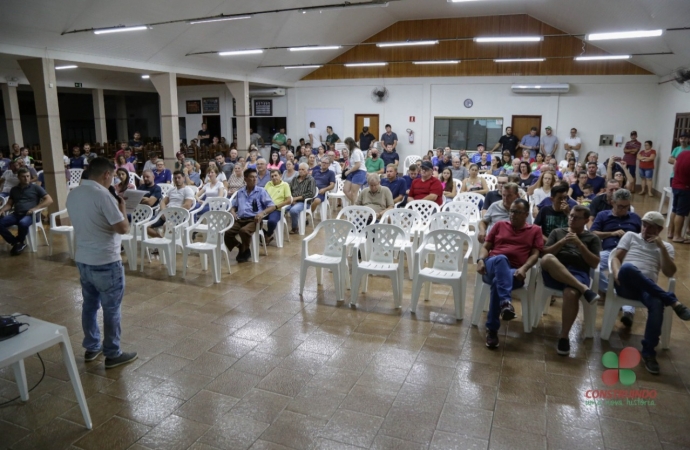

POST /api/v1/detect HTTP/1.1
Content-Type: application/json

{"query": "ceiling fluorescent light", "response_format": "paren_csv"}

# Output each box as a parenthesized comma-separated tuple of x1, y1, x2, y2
(218, 49, 264, 56)
(575, 55, 631, 61)
(448, 0, 482, 2)
(285, 65, 323, 69)
(413, 60, 460, 65)
(586, 29, 663, 41)
(289, 46, 341, 52)
(377, 40, 438, 48)
(345, 62, 387, 67)
(494, 58, 545, 62)
(93, 25, 149, 34)
(189, 15, 251, 24)
(141, 75, 150, 79)
(55, 65, 78, 70)
(475, 36, 543, 43)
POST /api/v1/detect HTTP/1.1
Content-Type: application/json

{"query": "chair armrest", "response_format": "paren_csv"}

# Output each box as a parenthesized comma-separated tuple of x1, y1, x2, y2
(302, 229, 319, 243)
(668, 278, 676, 294)
(32, 207, 47, 224)
(50, 209, 68, 228)
(140, 211, 163, 241)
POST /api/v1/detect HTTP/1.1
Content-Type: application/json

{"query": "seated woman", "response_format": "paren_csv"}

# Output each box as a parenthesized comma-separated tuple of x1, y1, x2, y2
(477, 153, 491, 173)
(559, 150, 575, 170)
(562, 158, 578, 184)
(114, 168, 135, 196)
(530, 153, 545, 171)
(115, 154, 136, 174)
(527, 170, 556, 208)
(438, 168, 457, 203)
(195, 166, 227, 220)
(516, 161, 535, 189)
(461, 164, 488, 196)
(267, 152, 285, 172)
(226, 163, 246, 197)
(568, 171, 589, 201)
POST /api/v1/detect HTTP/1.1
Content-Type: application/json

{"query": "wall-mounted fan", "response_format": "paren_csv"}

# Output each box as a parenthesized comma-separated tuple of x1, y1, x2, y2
(371, 86, 389, 103)
(671, 67, 690, 93)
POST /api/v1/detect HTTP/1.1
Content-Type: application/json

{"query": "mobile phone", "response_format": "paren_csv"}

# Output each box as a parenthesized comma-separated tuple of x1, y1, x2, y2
(108, 186, 120, 201)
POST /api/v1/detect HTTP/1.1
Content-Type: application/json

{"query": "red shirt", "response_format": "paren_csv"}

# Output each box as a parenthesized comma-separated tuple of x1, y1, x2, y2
(672, 150, 690, 190)
(486, 221, 544, 268)
(409, 176, 444, 206)
(638, 148, 656, 170)
(623, 139, 641, 166)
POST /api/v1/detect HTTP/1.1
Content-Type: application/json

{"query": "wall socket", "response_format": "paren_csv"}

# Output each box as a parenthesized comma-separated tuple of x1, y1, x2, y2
(599, 134, 613, 146)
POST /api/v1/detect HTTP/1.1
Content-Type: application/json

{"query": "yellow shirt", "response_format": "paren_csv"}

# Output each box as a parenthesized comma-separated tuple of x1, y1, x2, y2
(265, 180, 292, 205)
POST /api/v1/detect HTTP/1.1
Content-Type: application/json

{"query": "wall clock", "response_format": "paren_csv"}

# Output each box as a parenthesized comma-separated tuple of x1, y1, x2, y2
(464, 98, 473, 108)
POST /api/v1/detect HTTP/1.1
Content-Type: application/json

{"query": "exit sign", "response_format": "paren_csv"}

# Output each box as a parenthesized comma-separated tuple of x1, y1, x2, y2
(74, 82, 82, 88)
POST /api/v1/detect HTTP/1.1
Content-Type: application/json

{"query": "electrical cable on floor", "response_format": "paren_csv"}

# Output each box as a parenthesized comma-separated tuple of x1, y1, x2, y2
(0, 353, 46, 407)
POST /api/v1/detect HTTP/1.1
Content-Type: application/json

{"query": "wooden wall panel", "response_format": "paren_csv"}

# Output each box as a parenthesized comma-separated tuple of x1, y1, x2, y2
(302, 15, 651, 80)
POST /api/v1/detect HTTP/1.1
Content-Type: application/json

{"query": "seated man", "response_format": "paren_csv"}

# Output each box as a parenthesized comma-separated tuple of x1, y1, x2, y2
(481, 174, 508, 215)
(0, 167, 53, 255)
(381, 164, 406, 204)
(540, 205, 601, 355)
(70, 146, 87, 169)
(585, 161, 607, 194)
(143, 152, 158, 172)
(537, 181, 577, 210)
(310, 157, 336, 214)
(589, 179, 620, 223)
(183, 160, 202, 187)
(327, 150, 342, 175)
(611, 212, 690, 374)
(13, 158, 38, 184)
(226, 168, 276, 262)
(356, 173, 394, 222)
(408, 161, 443, 207)
(137, 170, 162, 208)
(402, 163, 420, 193)
(477, 198, 542, 349)
(590, 188, 641, 326)
(153, 160, 172, 185)
(264, 170, 292, 244)
(450, 156, 469, 182)
(478, 182, 519, 243)
(255, 158, 270, 188)
(534, 184, 570, 239)
(287, 163, 316, 234)
(147, 171, 194, 238)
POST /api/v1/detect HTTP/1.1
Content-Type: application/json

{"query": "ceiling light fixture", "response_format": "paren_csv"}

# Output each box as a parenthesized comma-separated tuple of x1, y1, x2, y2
(288, 46, 341, 52)
(575, 55, 631, 61)
(474, 36, 543, 43)
(93, 25, 149, 35)
(448, 0, 482, 2)
(284, 65, 323, 69)
(189, 15, 251, 24)
(413, 60, 460, 64)
(494, 58, 545, 62)
(218, 49, 264, 56)
(55, 65, 78, 70)
(141, 75, 150, 79)
(376, 40, 438, 47)
(345, 62, 387, 67)
(586, 29, 663, 41)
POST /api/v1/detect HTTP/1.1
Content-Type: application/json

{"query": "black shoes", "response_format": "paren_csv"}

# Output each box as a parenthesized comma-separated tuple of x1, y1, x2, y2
(84, 349, 102, 362)
(583, 289, 600, 304)
(672, 302, 690, 321)
(557, 338, 570, 356)
(10, 243, 26, 256)
(236, 249, 252, 263)
(500, 303, 516, 321)
(642, 355, 660, 374)
(486, 330, 499, 349)
(105, 352, 138, 369)
(620, 312, 634, 328)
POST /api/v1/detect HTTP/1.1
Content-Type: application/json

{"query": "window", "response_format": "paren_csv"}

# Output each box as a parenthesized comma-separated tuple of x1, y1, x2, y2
(674, 113, 690, 148)
(434, 117, 503, 150)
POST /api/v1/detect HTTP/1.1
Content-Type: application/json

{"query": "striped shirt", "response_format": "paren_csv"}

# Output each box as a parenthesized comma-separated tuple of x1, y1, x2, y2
(290, 175, 316, 202)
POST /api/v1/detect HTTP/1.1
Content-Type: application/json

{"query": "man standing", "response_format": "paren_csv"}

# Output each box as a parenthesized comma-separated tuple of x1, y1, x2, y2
(308, 122, 322, 150)
(519, 127, 540, 160)
(540, 126, 559, 159)
(670, 147, 690, 243)
(310, 157, 336, 215)
(623, 131, 641, 187)
(264, 170, 292, 245)
(492, 126, 519, 158)
(197, 123, 211, 147)
(477, 199, 542, 348)
(83, 143, 96, 165)
(226, 168, 276, 262)
(66, 157, 136, 368)
(357, 173, 394, 221)
(381, 143, 399, 168)
(287, 163, 316, 234)
(408, 161, 443, 207)
(666, 133, 689, 238)
(563, 128, 582, 162)
(325, 126, 341, 147)
(0, 167, 53, 255)
(470, 143, 491, 164)
(359, 126, 376, 151)
(478, 182, 519, 241)
(611, 212, 690, 374)
(249, 128, 263, 148)
(381, 164, 406, 204)
(540, 206, 601, 355)
(129, 131, 143, 149)
(272, 127, 288, 155)
(589, 179, 620, 219)
(380, 124, 398, 151)
(534, 184, 571, 239)
(450, 156, 469, 182)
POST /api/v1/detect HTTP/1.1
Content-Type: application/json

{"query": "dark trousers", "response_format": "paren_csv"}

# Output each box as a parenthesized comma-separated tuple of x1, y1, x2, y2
(265, 210, 281, 236)
(0, 213, 33, 246)
(225, 217, 257, 252)
(482, 255, 524, 332)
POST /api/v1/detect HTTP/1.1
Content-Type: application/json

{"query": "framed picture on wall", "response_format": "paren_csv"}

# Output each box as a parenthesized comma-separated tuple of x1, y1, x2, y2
(254, 99, 273, 116)
(202, 97, 220, 114)
(186, 100, 201, 114)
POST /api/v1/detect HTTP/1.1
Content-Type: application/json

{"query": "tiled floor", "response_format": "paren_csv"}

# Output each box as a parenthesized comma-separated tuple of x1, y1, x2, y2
(0, 195, 689, 450)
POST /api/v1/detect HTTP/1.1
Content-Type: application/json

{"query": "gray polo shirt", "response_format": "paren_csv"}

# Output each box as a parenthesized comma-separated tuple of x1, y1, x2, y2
(9, 183, 47, 216)
(66, 180, 125, 265)
(483, 201, 509, 232)
(541, 134, 559, 156)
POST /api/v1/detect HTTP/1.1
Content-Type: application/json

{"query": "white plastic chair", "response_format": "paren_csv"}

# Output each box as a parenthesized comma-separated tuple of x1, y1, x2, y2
(479, 173, 497, 192)
(336, 205, 376, 257)
(121, 205, 154, 271)
(404, 200, 440, 243)
(411, 229, 473, 320)
(300, 219, 355, 301)
(190, 197, 231, 227)
(182, 211, 233, 283)
(600, 249, 675, 348)
(380, 208, 421, 280)
(5, 208, 48, 253)
(471, 265, 538, 333)
(140, 207, 190, 276)
(452, 178, 463, 198)
(350, 224, 406, 308)
(327, 177, 348, 215)
(158, 183, 175, 198)
(68, 168, 83, 190)
(299, 185, 319, 236)
(403, 155, 422, 169)
(532, 262, 600, 339)
(49, 209, 74, 258)
(443, 200, 481, 262)
(262, 203, 291, 248)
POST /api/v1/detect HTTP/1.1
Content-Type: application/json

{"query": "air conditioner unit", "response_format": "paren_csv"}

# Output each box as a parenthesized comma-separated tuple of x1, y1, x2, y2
(511, 83, 570, 94)
(248, 88, 286, 97)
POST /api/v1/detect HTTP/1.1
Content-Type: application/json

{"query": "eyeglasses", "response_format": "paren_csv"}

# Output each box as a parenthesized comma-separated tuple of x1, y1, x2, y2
(509, 209, 527, 215)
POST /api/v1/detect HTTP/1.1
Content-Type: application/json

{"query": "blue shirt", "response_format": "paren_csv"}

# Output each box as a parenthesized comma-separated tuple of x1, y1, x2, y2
(188, 172, 201, 187)
(153, 169, 172, 185)
(590, 210, 642, 250)
(126, 156, 137, 164)
(537, 197, 577, 210)
(380, 151, 399, 167)
(402, 174, 419, 190)
(257, 171, 271, 188)
(587, 175, 606, 194)
(311, 167, 336, 189)
(138, 183, 162, 207)
(520, 134, 540, 150)
(70, 156, 86, 169)
(470, 153, 492, 164)
(232, 186, 275, 219)
(381, 177, 406, 200)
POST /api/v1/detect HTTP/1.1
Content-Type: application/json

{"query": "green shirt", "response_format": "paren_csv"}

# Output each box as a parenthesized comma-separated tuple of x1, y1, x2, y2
(671, 145, 690, 177)
(365, 157, 384, 173)
(272, 133, 287, 149)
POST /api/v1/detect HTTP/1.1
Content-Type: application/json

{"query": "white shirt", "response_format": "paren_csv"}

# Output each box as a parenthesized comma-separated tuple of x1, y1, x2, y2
(532, 187, 550, 206)
(202, 180, 225, 198)
(66, 180, 124, 265)
(329, 161, 342, 175)
(350, 148, 367, 172)
(62, 155, 70, 167)
(205, 171, 227, 184)
(309, 127, 322, 149)
(564, 137, 582, 160)
(167, 186, 195, 208)
(1, 170, 18, 194)
(616, 232, 674, 283)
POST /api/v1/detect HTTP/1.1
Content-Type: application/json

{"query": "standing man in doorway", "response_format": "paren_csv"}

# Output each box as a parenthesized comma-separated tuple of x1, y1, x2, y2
(541, 126, 559, 160)
(492, 126, 519, 158)
(623, 131, 641, 189)
(380, 124, 398, 151)
(197, 123, 211, 147)
(563, 128, 582, 162)
(359, 126, 376, 151)
(66, 157, 137, 368)
(520, 127, 541, 160)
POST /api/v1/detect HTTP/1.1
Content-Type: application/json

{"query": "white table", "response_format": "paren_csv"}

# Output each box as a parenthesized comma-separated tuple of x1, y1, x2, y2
(0, 315, 92, 429)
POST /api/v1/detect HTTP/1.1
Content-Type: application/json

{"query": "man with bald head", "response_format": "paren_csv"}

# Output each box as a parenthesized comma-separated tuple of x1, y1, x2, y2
(137, 169, 162, 208)
(357, 173, 394, 222)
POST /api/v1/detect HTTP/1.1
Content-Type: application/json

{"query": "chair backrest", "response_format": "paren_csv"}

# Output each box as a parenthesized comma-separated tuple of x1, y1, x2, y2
(159, 184, 175, 197)
(362, 223, 404, 263)
(429, 211, 469, 233)
(161, 207, 190, 239)
(336, 206, 376, 234)
(405, 200, 440, 228)
(188, 185, 199, 196)
(420, 229, 472, 271)
(206, 197, 232, 212)
(479, 173, 497, 191)
(335, 177, 345, 193)
(69, 168, 84, 185)
(315, 219, 356, 258)
(455, 192, 484, 210)
(131, 204, 154, 224)
(198, 211, 233, 247)
(380, 208, 420, 239)
(443, 200, 480, 224)
(403, 155, 422, 169)
(452, 178, 463, 195)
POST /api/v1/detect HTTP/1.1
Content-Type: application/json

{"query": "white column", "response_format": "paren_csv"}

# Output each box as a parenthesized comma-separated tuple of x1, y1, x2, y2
(150, 73, 179, 170)
(226, 81, 250, 155)
(116, 96, 128, 143)
(1, 83, 24, 147)
(92, 88, 107, 145)
(17, 58, 67, 213)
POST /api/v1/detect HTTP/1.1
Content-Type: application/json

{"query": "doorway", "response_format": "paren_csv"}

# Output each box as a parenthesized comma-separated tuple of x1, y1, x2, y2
(354, 114, 380, 142)
(203, 115, 222, 140)
(511, 115, 542, 143)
